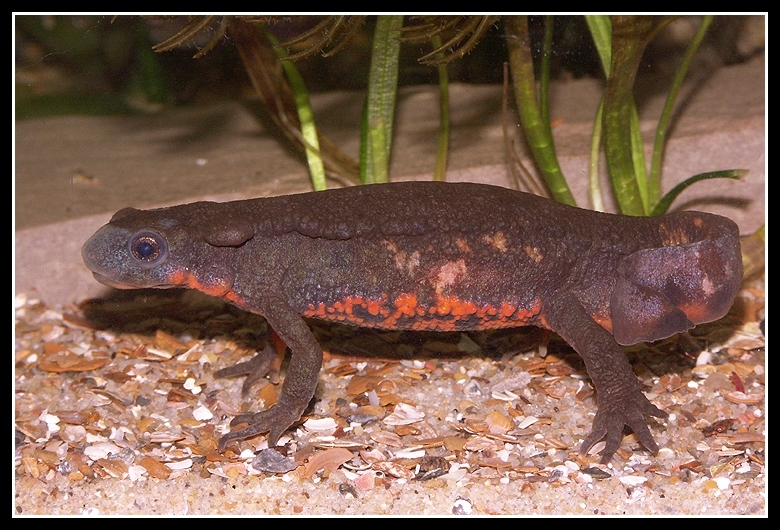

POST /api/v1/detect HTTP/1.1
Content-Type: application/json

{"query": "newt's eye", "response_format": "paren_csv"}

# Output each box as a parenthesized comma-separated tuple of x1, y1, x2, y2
(129, 231, 167, 264)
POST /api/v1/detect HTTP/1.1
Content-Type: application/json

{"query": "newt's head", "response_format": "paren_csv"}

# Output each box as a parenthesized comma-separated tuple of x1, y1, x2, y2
(82, 203, 254, 297)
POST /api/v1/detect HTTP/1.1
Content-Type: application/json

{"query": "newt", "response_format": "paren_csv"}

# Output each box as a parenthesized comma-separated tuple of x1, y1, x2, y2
(81, 181, 743, 462)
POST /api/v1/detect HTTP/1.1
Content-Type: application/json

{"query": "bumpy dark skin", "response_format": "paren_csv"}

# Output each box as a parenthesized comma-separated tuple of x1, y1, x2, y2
(82, 182, 743, 462)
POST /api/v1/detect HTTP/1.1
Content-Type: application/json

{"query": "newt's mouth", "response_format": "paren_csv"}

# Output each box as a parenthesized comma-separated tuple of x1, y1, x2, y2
(90, 272, 137, 290)
(91, 272, 177, 290)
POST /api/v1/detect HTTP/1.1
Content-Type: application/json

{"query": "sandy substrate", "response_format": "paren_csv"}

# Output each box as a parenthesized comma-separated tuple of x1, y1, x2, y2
(13, 282, 765, 515)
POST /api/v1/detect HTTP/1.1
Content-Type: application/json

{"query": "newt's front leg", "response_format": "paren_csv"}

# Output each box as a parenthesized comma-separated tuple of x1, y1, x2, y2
(218, 296, 323, 451)
(544, 293, 668, 462)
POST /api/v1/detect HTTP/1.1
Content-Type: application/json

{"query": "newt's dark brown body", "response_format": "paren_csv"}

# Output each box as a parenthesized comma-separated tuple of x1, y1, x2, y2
(82, 182, 743, 462)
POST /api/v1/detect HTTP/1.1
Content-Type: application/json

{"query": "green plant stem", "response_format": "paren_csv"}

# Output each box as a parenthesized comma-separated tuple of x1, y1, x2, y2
(602, 16, 671, 215)
(228, 19, 359, 188)
(588, 100, 605, 211)
(628, 104, 648, 209)
(432, 34, 450, 182)
(267, 31, 327, 191)
(648, 15, 713, 208)
(505, 16, 575, 206)
(539, 16, 554, 138)
(361, 15, 403, 184)
(584, 15, 612, 211)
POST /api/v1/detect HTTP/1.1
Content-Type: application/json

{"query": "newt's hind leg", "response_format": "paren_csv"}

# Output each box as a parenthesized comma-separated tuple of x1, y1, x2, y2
(544, 293, 667, 463)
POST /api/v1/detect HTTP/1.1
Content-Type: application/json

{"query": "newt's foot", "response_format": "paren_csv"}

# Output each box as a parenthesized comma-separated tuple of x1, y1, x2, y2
(218, 401, 306, 451)
(580, 389, 668, 463)
(215, 345, 299, 451)
(213, 344, 279, 395)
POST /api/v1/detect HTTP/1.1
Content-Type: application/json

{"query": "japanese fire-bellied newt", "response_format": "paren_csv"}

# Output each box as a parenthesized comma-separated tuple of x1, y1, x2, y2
(82, 181, 743, 462)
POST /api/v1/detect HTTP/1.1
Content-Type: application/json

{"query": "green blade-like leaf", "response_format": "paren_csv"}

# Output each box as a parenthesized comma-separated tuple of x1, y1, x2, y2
(585, 15, 612, 75)
(267, 30, 327, 191)
(629, 103, 648, 211)
(539, 15, 554, 138)
(588, 99, 606, 211)
(505, 16, 575, 206)
(648, 15, 713, 205)
(650, 169, 747, 216)
(432, 34, 450, 182)
(602, 16, 669, 215)
(361, 15, 403, 184)
(228, 19, 358, 187)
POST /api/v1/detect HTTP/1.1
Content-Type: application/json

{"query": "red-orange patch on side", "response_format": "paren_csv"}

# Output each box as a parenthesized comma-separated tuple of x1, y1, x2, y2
(304, 293, 543, 332)
(677, 301, 718, 325)
(166, 270, 191, 288)
(166, 270, 231, 297)
(394, 293, 421, 317)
